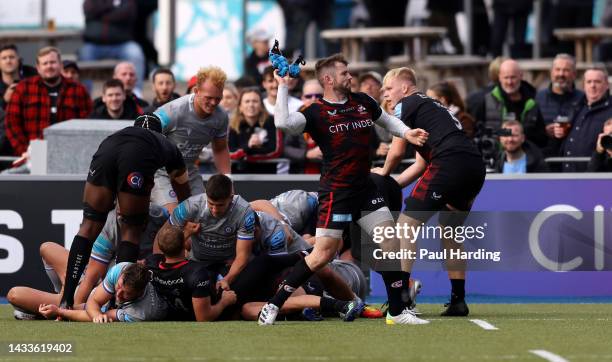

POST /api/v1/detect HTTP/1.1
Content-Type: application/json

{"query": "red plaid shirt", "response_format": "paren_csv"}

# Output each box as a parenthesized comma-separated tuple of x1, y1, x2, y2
(4, 76, 92, 155)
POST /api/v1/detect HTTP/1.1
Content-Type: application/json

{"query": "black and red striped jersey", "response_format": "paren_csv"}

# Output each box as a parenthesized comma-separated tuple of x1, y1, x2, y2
(301, 92, 382, 191)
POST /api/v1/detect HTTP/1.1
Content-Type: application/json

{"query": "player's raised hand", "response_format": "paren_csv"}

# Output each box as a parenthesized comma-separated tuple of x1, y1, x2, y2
(404, 128, 429, 147)
(273, 69, 290, 86)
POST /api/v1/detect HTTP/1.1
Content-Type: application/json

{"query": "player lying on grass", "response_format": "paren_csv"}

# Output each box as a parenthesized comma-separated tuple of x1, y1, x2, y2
(8, 204, 168, 320)
(10, 263, 166, 322)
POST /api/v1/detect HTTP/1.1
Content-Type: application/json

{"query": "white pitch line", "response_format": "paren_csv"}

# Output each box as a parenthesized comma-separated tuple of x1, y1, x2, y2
(469, 319, 498, 330)
(530, 350, 569, 362)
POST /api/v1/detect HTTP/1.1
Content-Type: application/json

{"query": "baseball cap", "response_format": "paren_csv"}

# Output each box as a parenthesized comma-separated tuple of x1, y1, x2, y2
(62, 60, 79, 72)
(358, 71, 382, 86)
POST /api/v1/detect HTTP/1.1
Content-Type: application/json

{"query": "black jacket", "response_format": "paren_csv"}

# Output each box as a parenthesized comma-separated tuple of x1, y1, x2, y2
(587, 151, 612, 172)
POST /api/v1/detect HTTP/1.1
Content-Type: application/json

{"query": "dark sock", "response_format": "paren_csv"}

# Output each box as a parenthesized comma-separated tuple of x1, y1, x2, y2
(381, 271, 405, 316)
(450, 279, 465, 302)
(401, 271, 412, 304)
(115, 241, 140, 263)
(269, 258, 313, 308)
(319, 296, 347, 314)
(61, 235, 94, 307)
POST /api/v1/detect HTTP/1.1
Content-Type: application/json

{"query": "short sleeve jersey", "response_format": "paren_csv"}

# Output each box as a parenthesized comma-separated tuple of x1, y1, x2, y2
(301, 92, 382, 191)
(102, 262, 168, 322)
(146, 254, 212, 321)
(92, 205, 169, 264)
(398, 93, 481, 162)
(154, 94, 229, 165)
(169, 194, 256, 261)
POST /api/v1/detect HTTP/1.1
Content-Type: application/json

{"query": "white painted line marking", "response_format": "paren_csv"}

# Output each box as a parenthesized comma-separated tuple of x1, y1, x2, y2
(469, 319, 498, 330)
(530, 349, 569, 362)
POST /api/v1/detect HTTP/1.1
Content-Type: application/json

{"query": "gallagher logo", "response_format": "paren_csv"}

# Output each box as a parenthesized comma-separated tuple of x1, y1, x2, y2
(127, 172, 144, 189)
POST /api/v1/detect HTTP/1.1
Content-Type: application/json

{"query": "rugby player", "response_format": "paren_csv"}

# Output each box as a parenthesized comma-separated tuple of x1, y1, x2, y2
(258, 54, 429, 325)
(160, 174, 255, 292)
(152, 66, 231, 213)
(375, 67, 486, 317)
(147, 224, 237, 321)
(60, 113, 190, 309)
(18, 263, 165, 323)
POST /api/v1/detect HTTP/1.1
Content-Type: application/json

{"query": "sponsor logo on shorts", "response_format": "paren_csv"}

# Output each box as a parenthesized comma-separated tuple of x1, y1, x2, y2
(197, 280, 210, 288)
(391, 280, 403, 288)
(127, 172, 144, 189)
(332, 213, 352, 222)
(432, 192, 442, 200)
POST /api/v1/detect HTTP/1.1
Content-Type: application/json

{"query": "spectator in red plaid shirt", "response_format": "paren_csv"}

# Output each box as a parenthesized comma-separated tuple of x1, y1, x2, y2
(4, 47, 93, 159)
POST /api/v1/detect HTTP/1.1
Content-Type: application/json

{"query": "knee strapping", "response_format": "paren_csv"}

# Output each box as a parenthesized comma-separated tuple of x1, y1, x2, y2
(83, 202, 109, 222)
(118, 212, 148, 226)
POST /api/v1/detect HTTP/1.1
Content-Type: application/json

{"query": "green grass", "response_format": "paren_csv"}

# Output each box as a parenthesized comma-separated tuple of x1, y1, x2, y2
(0, 304, 611, 361)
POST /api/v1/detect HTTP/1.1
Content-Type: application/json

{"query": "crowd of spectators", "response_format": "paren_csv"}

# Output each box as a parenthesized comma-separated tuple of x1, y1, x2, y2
(1, 0, 612, 175)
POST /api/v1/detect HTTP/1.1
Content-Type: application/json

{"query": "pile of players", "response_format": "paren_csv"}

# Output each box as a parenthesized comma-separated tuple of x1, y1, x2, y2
(8, 52, 485, 325)
(8, 181, 373, 323)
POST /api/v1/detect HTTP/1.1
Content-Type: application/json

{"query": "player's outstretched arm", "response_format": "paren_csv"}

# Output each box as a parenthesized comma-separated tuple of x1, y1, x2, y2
(193, 291, 237, 322)
(39, 303, 91, 322)
(249, 200, 286, 223)
(274, 71, 306, 135)
(86, 286, 113, 323)
(74, 258, 108, 305)
(211, 137, 232, 174)
(221, 238, 253, 287)
(372, 136, 407, 176)
(395, 152, 427, 187)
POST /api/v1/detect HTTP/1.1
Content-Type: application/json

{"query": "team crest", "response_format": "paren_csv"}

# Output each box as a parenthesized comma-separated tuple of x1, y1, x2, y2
(169, 190, 177, 198)
(127, 172, 144, 189)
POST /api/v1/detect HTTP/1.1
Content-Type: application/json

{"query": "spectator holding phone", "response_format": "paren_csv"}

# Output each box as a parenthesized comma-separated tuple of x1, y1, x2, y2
(229, 88, 283, 173)
(587, 118, 612, 172)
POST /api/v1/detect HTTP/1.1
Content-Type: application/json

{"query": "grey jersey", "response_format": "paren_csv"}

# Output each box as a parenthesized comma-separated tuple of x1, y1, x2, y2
(151, 95, 229, 205)
(155, 94, 229, 165)
(269, 190, 318, 234)
(91, 205, 169, 264)
(170, 194, 255, 261)
(256, 211, 311, 255)
(102, 263, 168, 322)
(328, 260, 368, 300)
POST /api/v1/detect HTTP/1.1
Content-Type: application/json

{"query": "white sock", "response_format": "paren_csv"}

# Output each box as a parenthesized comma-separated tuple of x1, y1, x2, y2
(42, 259, 62, 293)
